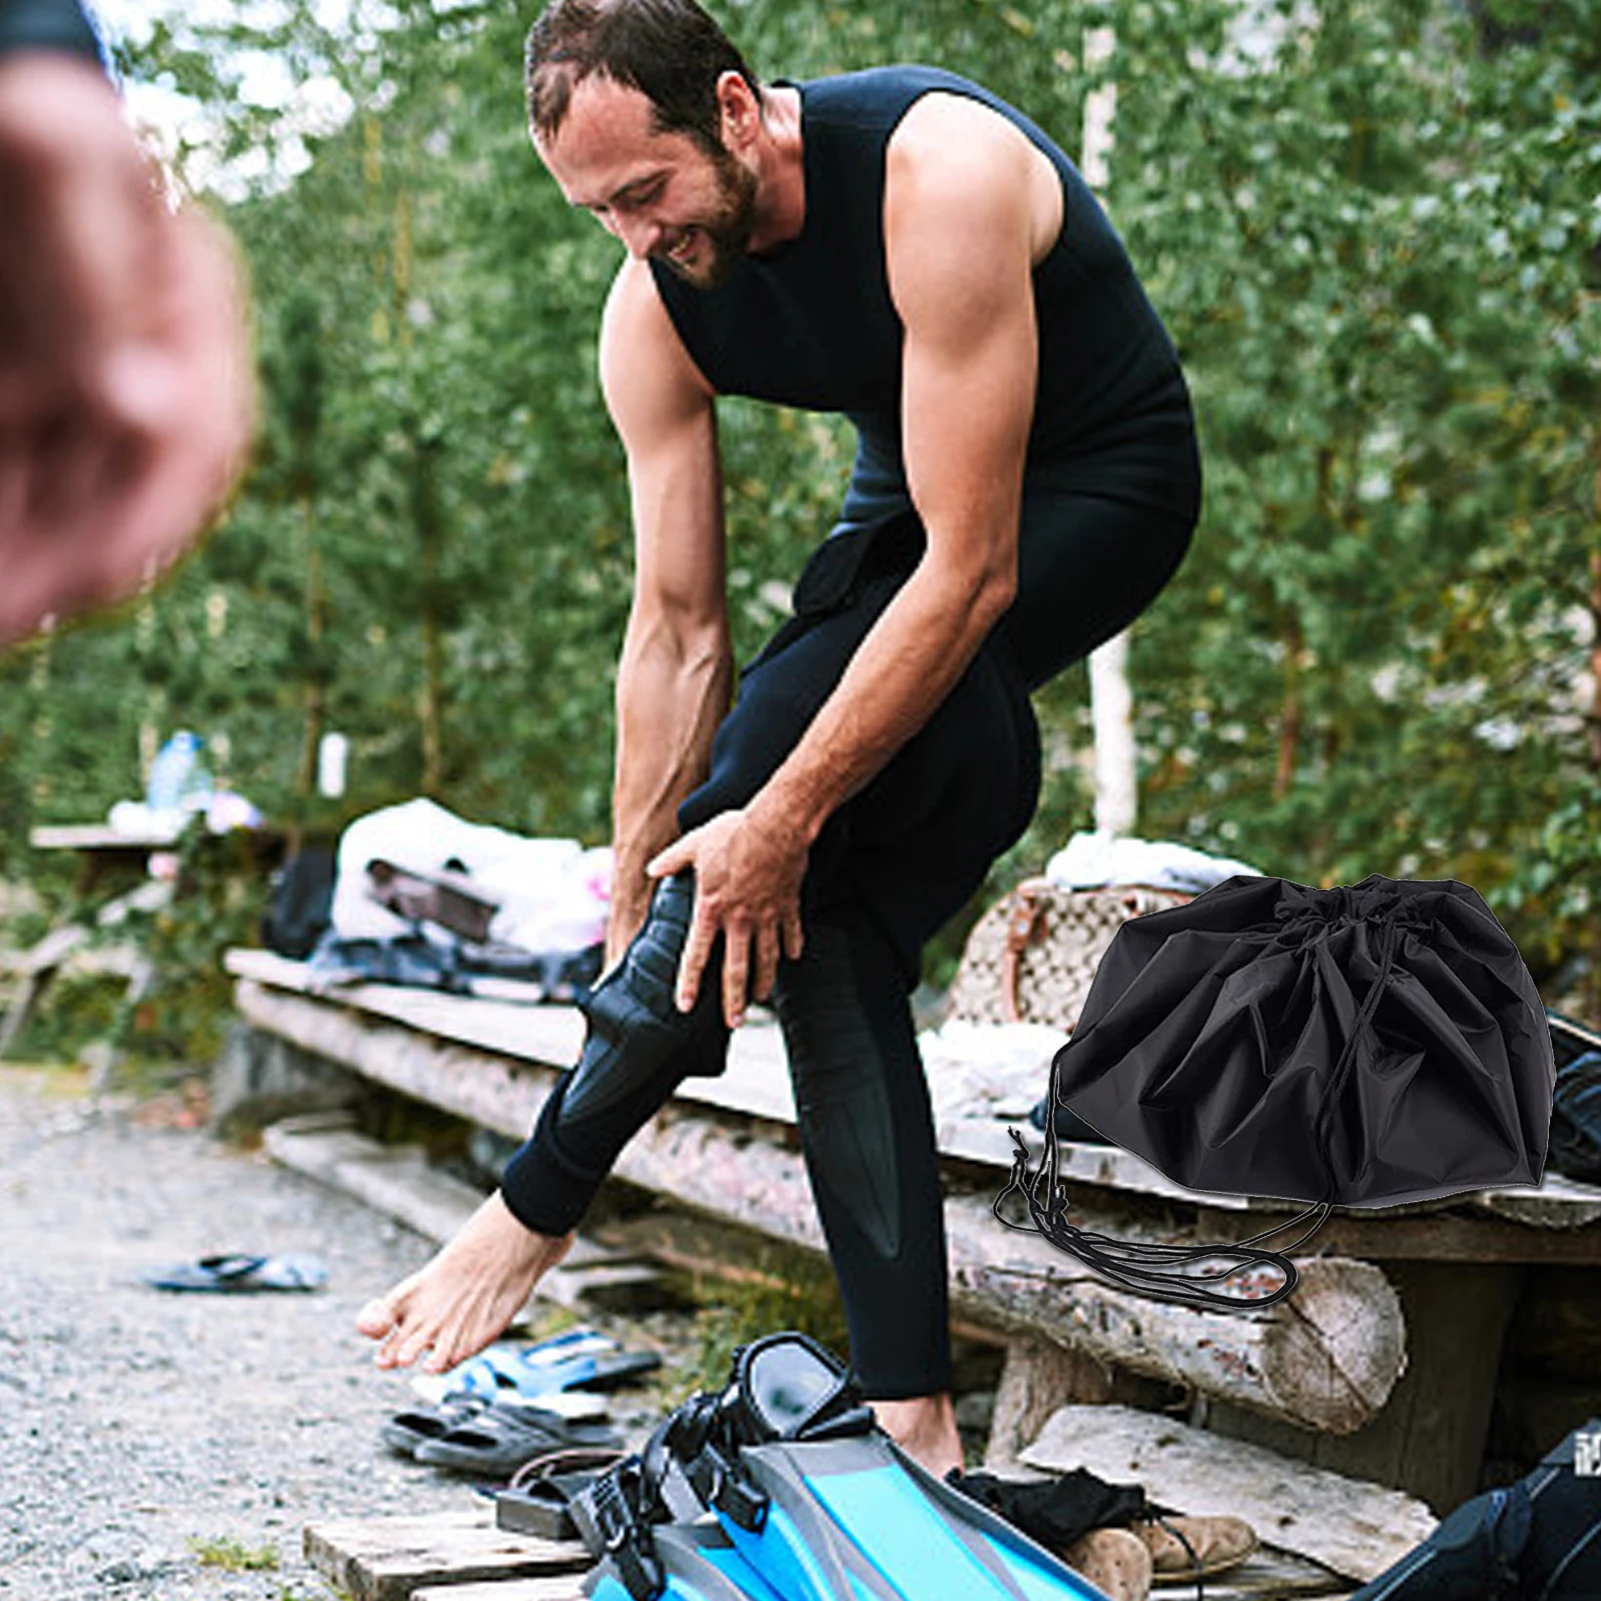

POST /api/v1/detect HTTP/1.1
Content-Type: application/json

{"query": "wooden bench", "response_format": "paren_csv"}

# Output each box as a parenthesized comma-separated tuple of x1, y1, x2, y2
(225, 948, 1601, 1593)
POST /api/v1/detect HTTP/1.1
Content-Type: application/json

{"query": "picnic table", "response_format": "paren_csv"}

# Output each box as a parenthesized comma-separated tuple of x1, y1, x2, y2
(0, 823, 285, 1061)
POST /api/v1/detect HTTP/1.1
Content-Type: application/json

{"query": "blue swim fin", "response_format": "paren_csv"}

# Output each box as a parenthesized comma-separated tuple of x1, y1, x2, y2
(583, 1522, 788, 1601)
(573, 1451, 786, 1601)
(661, 1332, 1111, 1601)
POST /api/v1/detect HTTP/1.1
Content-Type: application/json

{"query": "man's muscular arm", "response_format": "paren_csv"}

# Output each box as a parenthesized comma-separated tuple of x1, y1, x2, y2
(653, 94, 1052, 1022)
(600, 258, 733, 963)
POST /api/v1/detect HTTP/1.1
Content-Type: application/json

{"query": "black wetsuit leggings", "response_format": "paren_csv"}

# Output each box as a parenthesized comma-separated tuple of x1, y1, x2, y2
(501, 489, 1195, 1398)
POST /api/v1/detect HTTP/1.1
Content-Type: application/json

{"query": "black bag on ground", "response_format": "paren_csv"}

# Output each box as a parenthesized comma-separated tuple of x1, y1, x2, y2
(1347, 1419, 1601, 1600)
(261, 847, 336, 960)
(999, 875, 1554, 1308)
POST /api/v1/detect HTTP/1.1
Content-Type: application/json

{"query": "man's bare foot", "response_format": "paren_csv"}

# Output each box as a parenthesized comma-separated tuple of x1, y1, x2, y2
(356, 1191, 572, 1373)
(872, 1392, 963, 1479)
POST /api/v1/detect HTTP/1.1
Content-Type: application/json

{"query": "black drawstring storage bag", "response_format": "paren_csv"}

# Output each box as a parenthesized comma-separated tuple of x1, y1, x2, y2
(998, 874, 1555, 1309)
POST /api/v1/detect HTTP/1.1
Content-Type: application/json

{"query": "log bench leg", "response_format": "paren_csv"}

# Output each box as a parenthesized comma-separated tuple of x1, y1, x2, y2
(1205, 1259, 1525, 1513)
(985, 1333, 1178, 1471)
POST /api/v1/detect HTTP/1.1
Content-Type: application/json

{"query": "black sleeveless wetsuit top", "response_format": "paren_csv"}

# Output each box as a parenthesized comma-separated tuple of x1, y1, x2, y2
(648, 66, 1199, 530)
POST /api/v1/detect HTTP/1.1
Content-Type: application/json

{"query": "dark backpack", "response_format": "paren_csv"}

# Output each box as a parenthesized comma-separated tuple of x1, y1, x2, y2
(261, 847, 337, 960)
(1349, 1420, 1601, 1600)
(1549, 1012, 1601, 1185)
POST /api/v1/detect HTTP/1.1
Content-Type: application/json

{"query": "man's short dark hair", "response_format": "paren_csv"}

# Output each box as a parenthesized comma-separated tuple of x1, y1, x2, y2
(526, 0, 760, 153)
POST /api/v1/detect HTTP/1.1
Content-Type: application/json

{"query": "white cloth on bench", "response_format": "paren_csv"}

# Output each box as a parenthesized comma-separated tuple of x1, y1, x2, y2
(330, 798, 611, 957)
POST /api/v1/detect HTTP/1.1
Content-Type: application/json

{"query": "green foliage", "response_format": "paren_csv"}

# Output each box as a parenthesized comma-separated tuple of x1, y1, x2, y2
(119, 830, 270, 1070)
(187, 1536, 280, 1572)
(6, 974, 128, 1067)
(1106, 0, 1601, 991)
(676, 1249, 850, 1394)
(11, 0, 1600, 1022)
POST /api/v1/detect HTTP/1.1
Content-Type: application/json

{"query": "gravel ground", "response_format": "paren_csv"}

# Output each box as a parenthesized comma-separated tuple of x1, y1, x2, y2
(0, 1065, 669, 1601)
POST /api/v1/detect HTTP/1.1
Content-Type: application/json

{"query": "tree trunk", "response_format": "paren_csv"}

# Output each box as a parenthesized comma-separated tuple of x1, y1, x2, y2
(298, 500, 326, 799)
(1589, 441, 1600, 774)
(412, 431, 446, 798)
(1090, 633, 1137, 835)
(1081, 26, 1138, 836)
(1276, 611, 1304, 799)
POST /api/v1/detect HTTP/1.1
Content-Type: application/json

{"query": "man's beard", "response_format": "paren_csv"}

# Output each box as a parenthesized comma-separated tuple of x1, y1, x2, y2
(659, 148, 758, 289)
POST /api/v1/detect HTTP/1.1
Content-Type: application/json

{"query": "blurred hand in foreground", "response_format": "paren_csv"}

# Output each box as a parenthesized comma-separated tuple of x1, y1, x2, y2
(0, 51, 253, 647)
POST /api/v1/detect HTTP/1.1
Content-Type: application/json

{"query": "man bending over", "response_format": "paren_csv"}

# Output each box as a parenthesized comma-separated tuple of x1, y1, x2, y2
(360, 0, 1200, 1478)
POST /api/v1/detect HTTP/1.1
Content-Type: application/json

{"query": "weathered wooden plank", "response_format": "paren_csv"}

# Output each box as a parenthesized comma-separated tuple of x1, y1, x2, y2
(304, 1507, 589, 1601)
(952, 1128, 1600, 1231)
(1205, 1258, 1527, 1515)
(262, 1116, 485, 1243)
(236, 976, 559, 1140)
(985, 1337, 1117, 1470)
(412, 1582, 586, 1601)
(946, 1205, 1407, 1437)
(228, 949, 798, 1126)
(30, 822, 182, 850)
(321, 1510, 1347, 1601)
(1023, 1405, 1437, 1582)
(229, 948, 1601, 1237)
(1200, 1204, 1601, 1266)
(233, 950, 586, 1065)
(1475, 1176, 1601, 1229)
(378, 1528, 1349, 1601)
(943, 1116, 1255, 1209)
(607, 1104, 1405, 1435)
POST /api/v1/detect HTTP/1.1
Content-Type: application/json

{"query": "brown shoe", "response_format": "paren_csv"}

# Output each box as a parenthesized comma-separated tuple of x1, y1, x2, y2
(1130, 1514, 1259, 1583)
(1059, 1527, 1153, 1601)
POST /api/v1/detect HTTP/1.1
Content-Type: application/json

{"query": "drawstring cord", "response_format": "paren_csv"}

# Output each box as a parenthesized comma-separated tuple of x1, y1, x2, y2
(994, 1063, 1328, 1310)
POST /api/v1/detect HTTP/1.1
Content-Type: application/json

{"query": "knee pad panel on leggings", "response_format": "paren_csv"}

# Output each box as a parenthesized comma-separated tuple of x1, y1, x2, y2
(772, 923, 903, 1260)
(561, 872, 723, 1122)
(500, 872, 728, 1235)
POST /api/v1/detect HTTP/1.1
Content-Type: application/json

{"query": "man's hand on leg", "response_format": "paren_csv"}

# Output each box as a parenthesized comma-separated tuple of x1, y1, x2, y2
(647, 807, 806, 1027)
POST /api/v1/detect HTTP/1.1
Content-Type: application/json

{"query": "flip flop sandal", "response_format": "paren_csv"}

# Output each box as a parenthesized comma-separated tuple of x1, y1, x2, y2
(381, 1392, 493, 1458)
(140, 1253, 328, 1293)
(413, 1402, 624, 1479)
(493, 1445, 633, 1540)
(416, 1326, 661, 1406)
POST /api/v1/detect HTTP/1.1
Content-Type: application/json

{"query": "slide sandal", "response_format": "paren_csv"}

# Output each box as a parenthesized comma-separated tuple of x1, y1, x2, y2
(140, 1253, 328, 1293)
(381, 1393, 493, 1458)
(413, 1326, 660, 1405)
(414, 1403, 624, 1479)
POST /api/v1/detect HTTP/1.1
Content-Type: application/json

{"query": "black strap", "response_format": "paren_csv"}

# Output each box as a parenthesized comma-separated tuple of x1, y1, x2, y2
(584, 1463, 666, 1601)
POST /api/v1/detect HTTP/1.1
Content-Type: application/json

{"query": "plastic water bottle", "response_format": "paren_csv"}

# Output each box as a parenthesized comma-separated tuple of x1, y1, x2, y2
(146, 731, 213, 819)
